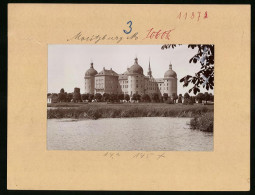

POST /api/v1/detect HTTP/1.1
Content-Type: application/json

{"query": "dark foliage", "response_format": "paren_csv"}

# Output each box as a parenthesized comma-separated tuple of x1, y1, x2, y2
(161, 44, 214, 94)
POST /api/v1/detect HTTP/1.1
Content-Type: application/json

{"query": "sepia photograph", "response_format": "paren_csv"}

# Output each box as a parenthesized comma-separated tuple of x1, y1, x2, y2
(47, 44, 214, 151)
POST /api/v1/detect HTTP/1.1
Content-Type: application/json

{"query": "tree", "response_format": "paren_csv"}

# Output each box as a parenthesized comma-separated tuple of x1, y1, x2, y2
(166, 99, 174, 104)
(183, 93, 192, 105)
(163, 93, 168, 101)
(136, 94, 141, 101)
(141, 94, 150, 102)
(81, 93, 89, 101)
(183, 98, 193, 105)
(209, 93, 214, 102)
(178, 94, 182, 103)
(58, 88, 66, 102)
(151, 93, 159, 102)
(118, 94, 124, 101)
(95, 93, 102, 102)
(109, 94, 117, 102)
(124, 94, 130, 101)
(73, 87, 82, 103)
(196, 93, 204, 103)
(67, 93, 73, 102)
(204, 92, 210, 104)
(88, 94, 94, 102)
(50, 93, 58, 103)
(191, 96, 196, 104)
(132, 94, 137, 101)
(159, 96, 164, 103)
(184, 93, 190, 99)
(172, 93, 178, 103)
(161, 44, 214, 95)
(103, 93, 110, 102)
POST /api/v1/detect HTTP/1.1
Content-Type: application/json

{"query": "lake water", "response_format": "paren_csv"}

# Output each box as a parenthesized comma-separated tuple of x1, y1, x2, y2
(47, 117, 213, 151)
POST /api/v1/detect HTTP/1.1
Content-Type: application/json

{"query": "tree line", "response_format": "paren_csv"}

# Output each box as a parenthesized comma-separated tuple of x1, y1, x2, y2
(47, 88, 214, 104)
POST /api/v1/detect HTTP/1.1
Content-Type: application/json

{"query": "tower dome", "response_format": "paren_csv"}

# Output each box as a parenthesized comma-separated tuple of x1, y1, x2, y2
(128, 57, 143, 75)
(164, 63, 177, 78)
(85, 63, 98, 77)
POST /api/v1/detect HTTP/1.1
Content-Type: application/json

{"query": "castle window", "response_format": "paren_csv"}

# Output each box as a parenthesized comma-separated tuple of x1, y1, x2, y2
(136, 85, 138, 88)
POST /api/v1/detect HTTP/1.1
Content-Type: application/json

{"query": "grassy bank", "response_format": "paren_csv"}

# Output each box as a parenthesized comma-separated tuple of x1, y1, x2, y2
(47, 103, 86, 107)
(47, 103, 213, 120)
(190, 112, 214, 132)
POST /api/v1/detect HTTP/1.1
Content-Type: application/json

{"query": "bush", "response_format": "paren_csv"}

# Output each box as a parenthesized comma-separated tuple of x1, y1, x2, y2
(190, 112, 213, 132)
(165, 99, 174, 104)
(183, 98, 193, 105)
(178, 96, 182, 103)
(47, 104, 213, 120)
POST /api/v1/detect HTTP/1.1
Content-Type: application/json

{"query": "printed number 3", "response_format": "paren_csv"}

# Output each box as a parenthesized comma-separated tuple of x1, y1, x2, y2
(123, 20, 132, 34)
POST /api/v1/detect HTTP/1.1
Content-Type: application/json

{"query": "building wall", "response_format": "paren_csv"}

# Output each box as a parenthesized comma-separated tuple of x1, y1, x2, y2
(94, 75, 119, 94)
(128, 74, 145, 96)
(156, 81, 164, 95)
(86, 69, 177, 97)
(94, 76, 105, 94)
(145, 79, 160, 96)
(104, 76, 119, 94)
(92, 75, 176, 96)
(118, 79, 128, 94)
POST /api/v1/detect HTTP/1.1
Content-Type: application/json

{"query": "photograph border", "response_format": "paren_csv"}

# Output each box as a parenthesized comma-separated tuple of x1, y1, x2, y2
(46, 44, 215, 151)
(1, 0, 254, 194)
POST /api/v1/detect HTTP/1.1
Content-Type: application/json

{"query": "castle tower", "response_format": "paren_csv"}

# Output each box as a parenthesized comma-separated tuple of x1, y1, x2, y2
(127, 57, 145, 96)
(147, 59, 152, 78)
(163, 62, 177, 97)
(84, 62, 98, 94)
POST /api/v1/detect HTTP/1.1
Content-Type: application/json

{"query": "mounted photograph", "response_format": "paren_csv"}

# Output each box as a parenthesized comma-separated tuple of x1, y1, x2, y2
(47, 44, 214, 151)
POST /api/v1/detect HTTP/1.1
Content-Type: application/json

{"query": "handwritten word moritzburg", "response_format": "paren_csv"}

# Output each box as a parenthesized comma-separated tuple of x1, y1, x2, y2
(67, 31, 139, 44)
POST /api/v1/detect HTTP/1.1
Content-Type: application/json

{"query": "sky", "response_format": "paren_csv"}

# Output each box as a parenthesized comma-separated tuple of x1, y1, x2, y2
(48, 45, 214, 95)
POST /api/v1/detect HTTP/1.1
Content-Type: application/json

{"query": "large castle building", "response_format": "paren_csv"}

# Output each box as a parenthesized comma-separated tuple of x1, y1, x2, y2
(84, 57, 177, 97)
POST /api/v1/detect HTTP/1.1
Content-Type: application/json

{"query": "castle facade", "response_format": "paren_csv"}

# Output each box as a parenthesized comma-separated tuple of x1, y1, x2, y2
(84, 58, 177, 97)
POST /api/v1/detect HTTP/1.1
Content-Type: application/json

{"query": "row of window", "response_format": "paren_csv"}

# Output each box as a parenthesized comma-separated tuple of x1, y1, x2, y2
(120, 80, 128, 84)
(90, 85, 171, 91)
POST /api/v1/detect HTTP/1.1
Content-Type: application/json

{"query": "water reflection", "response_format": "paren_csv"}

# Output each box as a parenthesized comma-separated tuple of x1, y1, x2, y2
(47, 117, 213, 151)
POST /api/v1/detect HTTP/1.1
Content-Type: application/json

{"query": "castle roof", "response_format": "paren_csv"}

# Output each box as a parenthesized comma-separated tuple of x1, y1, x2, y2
(155, 78, 164, 82)
(164, 63, 177, 78)
(96, 67, 118, 77)
(85, 63, 98, 77)
(128, 58, 143, 75)
(118, 74, 128, 80)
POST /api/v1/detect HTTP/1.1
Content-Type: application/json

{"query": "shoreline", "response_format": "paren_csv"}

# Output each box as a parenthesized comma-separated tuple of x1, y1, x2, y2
(47, 103, 214, 132)
(47, 103, 213, 119)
